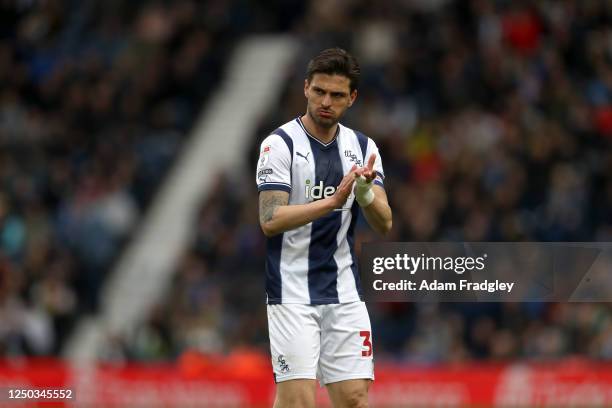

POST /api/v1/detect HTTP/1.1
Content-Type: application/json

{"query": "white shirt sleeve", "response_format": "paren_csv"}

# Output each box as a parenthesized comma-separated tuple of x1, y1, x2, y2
(256, 134, 292, 193)
(366, 138, 385, 187)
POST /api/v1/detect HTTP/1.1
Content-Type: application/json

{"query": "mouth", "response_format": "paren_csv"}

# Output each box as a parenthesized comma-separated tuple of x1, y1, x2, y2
(318, 110, 333, 119)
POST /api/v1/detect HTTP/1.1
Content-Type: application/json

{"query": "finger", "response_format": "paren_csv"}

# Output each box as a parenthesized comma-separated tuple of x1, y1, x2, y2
(341, 173, 356, 187)
(367, 153, 376, 171)
(361, 169, 374, 181)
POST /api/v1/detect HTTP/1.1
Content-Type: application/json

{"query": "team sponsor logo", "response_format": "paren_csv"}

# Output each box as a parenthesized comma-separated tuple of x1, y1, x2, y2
(305, 179, 353, 211)
(305, 179, 335, 200)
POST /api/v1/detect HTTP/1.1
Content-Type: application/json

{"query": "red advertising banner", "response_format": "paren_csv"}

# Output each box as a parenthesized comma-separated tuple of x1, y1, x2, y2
(0, 353, 611, 407)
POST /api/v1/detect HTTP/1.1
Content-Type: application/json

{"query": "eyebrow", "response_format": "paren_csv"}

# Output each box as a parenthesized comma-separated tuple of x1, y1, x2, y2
(312, 86, 348, 96)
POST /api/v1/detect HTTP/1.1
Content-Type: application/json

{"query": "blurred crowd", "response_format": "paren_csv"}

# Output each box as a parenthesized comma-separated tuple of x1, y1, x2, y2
(123, 0, 612, 363)
(0, 0, 291, 357)
(2, 0, 612, 363)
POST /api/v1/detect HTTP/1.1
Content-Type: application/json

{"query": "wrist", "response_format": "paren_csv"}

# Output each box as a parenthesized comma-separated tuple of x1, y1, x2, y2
(323, 196, 340, 211)
(355, 175, 375, 207)
(356, 189, 375, 207)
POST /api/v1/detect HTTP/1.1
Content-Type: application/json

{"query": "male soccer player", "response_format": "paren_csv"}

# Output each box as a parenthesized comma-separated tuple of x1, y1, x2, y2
(256, 48, 392, 408)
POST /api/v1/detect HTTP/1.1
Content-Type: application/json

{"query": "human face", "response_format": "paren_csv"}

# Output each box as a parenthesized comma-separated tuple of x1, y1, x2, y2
(304, 73, 357, 129)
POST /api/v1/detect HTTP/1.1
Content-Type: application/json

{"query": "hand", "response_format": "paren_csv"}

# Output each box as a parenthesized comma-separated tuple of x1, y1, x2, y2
(331, 165, 358, 208)
(357, 153, 377, 182)
(353, 154, 377, 207)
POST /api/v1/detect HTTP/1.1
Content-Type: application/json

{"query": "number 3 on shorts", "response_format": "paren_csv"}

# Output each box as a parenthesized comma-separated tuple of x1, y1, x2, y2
(360, 330, 372, 357)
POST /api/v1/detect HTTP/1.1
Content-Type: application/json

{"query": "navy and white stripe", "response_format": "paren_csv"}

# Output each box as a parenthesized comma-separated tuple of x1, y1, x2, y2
(256, 118, 385, 305)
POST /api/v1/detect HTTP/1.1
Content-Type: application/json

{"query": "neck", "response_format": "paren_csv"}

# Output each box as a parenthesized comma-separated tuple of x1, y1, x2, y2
(300, 113, 337, 144)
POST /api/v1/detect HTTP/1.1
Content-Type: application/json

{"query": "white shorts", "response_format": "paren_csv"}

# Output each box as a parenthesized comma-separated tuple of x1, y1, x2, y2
(267, 301, 374, 385)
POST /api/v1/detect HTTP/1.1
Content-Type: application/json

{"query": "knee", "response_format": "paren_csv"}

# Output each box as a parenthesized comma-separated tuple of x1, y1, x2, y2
(344, 389, 368, 408)
(274, 388, 315, 408)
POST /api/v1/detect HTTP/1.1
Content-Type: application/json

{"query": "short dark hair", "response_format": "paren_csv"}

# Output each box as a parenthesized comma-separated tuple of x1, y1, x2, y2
(306, 48, 360, 92)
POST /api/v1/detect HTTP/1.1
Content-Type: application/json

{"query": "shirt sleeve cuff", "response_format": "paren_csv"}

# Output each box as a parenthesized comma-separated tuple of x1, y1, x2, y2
(258, 182, 292, 193)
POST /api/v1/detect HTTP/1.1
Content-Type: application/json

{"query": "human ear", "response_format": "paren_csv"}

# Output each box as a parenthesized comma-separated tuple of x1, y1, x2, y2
(348, 89, 357, 107)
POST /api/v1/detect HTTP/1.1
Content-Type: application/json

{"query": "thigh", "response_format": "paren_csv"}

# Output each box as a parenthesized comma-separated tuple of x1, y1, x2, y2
(318, 301, 374, 385)
(267, 304, 321, 382)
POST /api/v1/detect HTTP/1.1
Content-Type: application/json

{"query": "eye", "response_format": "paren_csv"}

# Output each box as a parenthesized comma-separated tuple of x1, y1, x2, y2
(332, 93, 344, 98)
(315, 89, 324, 95)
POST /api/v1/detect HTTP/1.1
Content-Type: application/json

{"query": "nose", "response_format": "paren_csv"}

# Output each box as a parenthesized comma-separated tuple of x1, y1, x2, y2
(321, 93, 332, 107)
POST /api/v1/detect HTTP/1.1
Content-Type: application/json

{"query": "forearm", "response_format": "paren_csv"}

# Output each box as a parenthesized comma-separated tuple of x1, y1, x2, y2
(260, 168, 357, 237)
(361, 187, 392, 235)
(261, 198, 336, 237)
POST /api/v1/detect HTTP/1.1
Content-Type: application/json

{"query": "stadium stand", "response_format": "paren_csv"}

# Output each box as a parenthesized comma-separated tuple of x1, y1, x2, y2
(1, 0, 611, 405)
(0, 0, 302, 357)
(121, 0, 612, 362)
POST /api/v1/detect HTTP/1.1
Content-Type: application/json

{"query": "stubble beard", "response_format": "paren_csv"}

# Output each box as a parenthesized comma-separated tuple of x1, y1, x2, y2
(307, 107, 338, 130)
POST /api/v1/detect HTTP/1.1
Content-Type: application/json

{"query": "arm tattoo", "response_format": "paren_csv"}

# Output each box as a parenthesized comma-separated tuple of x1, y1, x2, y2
(259, 191, 289, 224)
